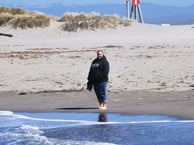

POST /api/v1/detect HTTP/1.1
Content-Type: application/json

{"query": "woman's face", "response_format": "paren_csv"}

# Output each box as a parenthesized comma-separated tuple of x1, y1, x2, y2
(97, 51, 103, 59)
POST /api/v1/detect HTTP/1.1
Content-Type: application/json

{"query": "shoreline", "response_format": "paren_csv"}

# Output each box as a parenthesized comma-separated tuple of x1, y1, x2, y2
(0, 89, 194, 119)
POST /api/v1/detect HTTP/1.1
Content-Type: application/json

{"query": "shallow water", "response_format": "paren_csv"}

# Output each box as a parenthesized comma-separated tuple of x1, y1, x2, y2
(0, 111, 194, 145)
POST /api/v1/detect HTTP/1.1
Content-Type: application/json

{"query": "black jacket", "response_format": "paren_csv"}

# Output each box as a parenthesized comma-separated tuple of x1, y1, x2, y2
(87, 56, 109, 83)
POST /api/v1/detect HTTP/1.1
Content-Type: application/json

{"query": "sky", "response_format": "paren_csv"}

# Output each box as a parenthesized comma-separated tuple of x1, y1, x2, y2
(0, 0, 194, 7)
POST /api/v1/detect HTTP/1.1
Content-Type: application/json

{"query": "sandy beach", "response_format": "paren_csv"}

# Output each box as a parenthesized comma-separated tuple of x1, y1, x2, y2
(1, 22, 194, 119)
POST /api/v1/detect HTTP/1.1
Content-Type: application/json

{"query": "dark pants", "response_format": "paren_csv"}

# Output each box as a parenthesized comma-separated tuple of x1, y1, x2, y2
(93, 82, 107, 104)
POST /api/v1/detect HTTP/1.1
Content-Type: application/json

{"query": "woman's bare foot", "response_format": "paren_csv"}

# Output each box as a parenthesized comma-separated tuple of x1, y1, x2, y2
(102, 103, 107, 110)
(99, 103, 103, 109)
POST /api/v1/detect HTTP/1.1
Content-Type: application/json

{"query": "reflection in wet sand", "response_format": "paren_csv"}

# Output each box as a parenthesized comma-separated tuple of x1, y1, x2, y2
(98, 112, 107, 122)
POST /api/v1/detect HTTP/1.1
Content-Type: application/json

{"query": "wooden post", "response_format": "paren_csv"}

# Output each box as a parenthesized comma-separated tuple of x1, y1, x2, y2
(0, 33, 13, 37)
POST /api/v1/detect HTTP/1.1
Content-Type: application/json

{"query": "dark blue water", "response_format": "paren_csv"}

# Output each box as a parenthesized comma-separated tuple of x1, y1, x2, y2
(0, 111, 194, 145)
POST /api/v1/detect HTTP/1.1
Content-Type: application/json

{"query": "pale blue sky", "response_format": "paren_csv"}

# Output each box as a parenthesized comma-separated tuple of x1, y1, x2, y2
(0, 0, 194, 7)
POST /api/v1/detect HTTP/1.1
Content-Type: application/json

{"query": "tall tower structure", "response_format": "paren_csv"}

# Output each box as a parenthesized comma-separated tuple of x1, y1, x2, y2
(126, 0, 144, 23)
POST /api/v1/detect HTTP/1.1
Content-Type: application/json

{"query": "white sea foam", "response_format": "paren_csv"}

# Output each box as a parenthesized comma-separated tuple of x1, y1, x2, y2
(0, 132, 53, 145)
(0, 110, 13, 115)
(19, 125, 43, 135)
(0, 126, 116, 145)
(0, 111, 93, 123)
(0, 121, 52, 145)
(0, 111, 98, 129)
(1, 111, 194, 127)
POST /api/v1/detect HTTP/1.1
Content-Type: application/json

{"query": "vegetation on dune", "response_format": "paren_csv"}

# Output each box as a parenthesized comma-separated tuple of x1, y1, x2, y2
(59, 12, 134, 32)
(0, 7, 51, 29)
(9, 15, 51, 29)
(0, 7, 134, 31)
(0, 7, 27, 15)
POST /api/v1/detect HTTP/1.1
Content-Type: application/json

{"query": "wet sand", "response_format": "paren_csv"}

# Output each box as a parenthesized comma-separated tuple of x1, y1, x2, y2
(0, 90, 194, 119)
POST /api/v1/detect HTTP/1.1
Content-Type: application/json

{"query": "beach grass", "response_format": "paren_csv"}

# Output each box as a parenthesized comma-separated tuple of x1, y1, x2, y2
(0, 7, 52, 29)
(59, 12, 134, 32)
(0, 6, 134, 31)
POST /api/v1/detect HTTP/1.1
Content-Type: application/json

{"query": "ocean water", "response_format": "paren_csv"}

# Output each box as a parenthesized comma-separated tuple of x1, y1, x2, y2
(0, 111, 194, 145)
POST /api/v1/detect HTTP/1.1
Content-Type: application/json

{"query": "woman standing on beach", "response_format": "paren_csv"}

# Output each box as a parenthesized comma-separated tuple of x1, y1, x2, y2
(87, 50, 110, 109)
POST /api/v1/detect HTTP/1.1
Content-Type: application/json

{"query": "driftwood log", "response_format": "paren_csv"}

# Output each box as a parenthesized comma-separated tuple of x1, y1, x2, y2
(0, 33, 13, 37)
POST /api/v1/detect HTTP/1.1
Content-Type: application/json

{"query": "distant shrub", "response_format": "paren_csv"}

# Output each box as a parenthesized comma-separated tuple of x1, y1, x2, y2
(10, 16, 33, 29)
(0, 7, 27, 15)
(0, 6, 51, 29)
(0, 6, 134, 30)
(0, 14, 14, 26)
(120, 18, 134, 26)
(59, 12, 133, 32)
(33, 15, 50, 27)
(8, 15, 50, 29)
(0, 7, 10, 14)
(10, 8, 27, 15)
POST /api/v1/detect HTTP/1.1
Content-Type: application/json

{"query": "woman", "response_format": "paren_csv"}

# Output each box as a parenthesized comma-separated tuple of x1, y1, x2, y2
(87, 50, 110, 109)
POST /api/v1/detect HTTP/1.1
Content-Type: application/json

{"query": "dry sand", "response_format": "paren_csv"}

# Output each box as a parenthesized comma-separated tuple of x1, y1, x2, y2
(1, 22, 194, 118)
